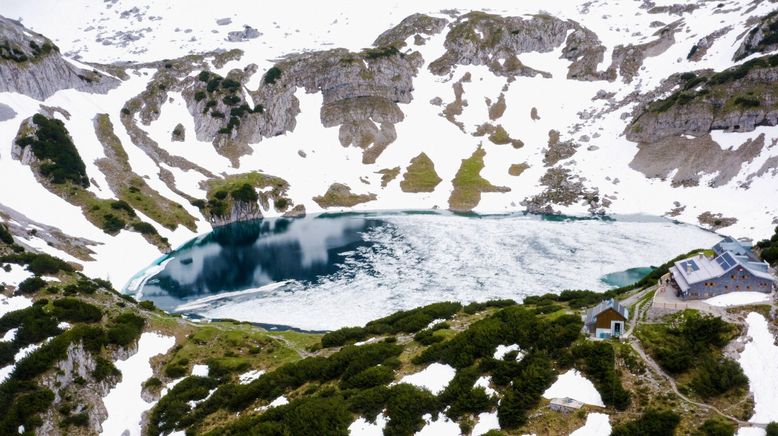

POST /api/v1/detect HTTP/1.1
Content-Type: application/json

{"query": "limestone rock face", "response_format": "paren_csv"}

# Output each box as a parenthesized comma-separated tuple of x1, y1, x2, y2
(627, 63, 778, 143)
(0, 15, 119, 100)
(734, 11, 778, 61)
(373, 13, 448, 47)
(207, 199, 263, 227)
(428, 12, 606, 81)
(184, 46, 424, 163)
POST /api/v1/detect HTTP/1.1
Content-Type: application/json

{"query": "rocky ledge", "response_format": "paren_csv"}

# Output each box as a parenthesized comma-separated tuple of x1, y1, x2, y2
(0, 15, 119, 100)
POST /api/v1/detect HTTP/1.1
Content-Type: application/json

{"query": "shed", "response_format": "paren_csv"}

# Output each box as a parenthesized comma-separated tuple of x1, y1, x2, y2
(548, 397, 584, 413)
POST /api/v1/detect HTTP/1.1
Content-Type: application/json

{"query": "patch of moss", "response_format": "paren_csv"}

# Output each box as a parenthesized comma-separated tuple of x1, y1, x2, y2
(508, 162, 529, 176)
(400, 153, 442, 193)
(313, 183, 376, 208)
(448, 147, 509, 211)
(376, 167, 400, 187)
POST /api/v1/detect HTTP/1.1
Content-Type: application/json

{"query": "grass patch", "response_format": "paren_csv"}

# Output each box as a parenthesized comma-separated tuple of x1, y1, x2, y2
(400, 153, 441, 193)
(448, 147, 509, 211)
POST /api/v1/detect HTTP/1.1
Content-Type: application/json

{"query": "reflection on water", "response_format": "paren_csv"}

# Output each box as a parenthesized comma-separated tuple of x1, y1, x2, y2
(139, 216, 383, 309)
(129, 211, 723, 330)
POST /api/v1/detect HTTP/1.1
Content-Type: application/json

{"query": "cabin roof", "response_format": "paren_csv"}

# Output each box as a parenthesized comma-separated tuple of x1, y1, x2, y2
(584, 298, 628, 326)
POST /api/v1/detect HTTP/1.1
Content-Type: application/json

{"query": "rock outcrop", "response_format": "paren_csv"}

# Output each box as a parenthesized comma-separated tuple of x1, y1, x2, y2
(734, 10, 778, 61)
(184, 46, 424, 164)
(0, 15, 119, 100)
(428, 12, 607, 81)
(373, 13, 448, 47)
(627, 56, 778, 143)
(313, 183, 376, 208)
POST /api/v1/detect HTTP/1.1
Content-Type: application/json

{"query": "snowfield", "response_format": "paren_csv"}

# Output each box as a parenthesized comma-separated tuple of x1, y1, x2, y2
(100, 332, 176, 436)
(737, 312, 778, 424)
(542, 369, 605, 407)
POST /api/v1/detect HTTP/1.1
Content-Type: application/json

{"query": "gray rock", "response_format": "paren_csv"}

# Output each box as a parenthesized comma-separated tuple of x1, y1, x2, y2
(734, 11, 778, 61)
(0, 102, 15, 121)
(216, 17, 232, 26)
(227, 25, 261, 42)
(0, 15, 119, 100)
(373, 13, 448, 47)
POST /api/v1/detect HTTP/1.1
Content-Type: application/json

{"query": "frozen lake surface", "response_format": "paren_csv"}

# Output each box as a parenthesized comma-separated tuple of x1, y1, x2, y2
(129, 212, 721, 330)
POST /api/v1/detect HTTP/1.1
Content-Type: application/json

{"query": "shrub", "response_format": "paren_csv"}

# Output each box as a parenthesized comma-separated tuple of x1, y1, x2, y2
(93, 356, 120, 381)
(194, 90, 206, 102)
(694, 417, 736, 436)
(106, 312, 145, 346)
(16, 276, 47, 294)
(439, 365, 496, 419)
(230, 184, 258, 203)
(339, 365, 395, 390)
(206, 78, 222, 93)
(197, 71, 211, 82)
(689, 356, 748, 398)
(130, 222, 158, 235)
(611, 408, 680, 436)
(383, 384, 439, 436)
(0, 223, 13, 244)
(61, 412, 89, 427)
(52, 298, 102, 323)
(139, 300, 156, 311)
(147, 376, 219, 436)
(15, 114, 89, 187)
(463, 299, 516, 315)
(222, 94, 241, 106)
(110, 200, 136, 217)
(263, 66, 282, 85)
(572, 341, 630, 409)
(101, 214, 126, 234)
(766, 422, 778, 436)
(221, 78, 241, 91)
(497, 353, 556, 429)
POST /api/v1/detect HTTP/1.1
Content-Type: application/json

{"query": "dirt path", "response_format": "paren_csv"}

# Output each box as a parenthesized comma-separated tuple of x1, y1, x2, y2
(626, 294, 765, 429)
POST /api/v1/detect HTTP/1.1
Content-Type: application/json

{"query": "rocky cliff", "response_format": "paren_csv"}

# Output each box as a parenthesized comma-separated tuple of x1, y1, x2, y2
(0, 16, 118, 99)
(626, 55, 778, 143)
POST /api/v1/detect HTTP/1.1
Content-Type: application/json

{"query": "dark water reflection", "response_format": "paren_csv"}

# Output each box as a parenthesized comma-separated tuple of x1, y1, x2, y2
(137, 216, 384, 310)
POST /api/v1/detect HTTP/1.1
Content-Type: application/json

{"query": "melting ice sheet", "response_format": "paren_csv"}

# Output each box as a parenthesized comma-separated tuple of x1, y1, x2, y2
(133, 212, 721, 330)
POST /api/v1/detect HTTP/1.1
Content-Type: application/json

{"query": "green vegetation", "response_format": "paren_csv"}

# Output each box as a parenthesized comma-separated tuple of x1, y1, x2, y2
(571, 341, 630, 409)
(148, 376, 219, 436)
(0, 223, 13, 244)
(16, 276, 47, 294)
(363, 45, 402, 60)
(321, 302, 462, 347)
(767, 422, 778, 436)
(693, 416, 736, 436)
(313, 183, 376, 209)
(0, 251, 74, 275)
(400, 153, 442, 193)
(263, 66, 282, 85)
(197, 172, 292, 218)
(448, 147, 508, 211)
(51, 298, 103, 323)
(756, 225, 778, 266)
(636, 310, 746, 399)
(611, 408, 681, 436)
(16, 114, 89, 187)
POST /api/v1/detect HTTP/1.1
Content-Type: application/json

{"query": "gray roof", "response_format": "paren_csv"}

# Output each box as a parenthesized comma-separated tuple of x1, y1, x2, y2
(671, 251, 775, 291)
(584, 298, 629, 326)
(713, 236, 758, 261)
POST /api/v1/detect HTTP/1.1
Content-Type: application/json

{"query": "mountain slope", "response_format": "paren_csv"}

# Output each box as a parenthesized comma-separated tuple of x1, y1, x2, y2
(0, 0, 776, 289)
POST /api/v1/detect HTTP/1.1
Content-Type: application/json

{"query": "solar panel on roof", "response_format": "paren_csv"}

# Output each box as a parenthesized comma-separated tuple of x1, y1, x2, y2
(680, 260, 699, 271)
(716, 252, 736, 270)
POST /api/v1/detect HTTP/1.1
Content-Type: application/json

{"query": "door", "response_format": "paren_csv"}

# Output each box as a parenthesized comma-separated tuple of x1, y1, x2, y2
(613, 322, 622, 336)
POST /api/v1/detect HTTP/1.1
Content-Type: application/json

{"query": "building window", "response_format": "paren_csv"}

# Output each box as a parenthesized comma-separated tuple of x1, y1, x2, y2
(724, 285, 729, 289)
(731, 275, 736, 280)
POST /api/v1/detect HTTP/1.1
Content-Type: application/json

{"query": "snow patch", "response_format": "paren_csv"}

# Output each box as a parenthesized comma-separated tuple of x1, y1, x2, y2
(472, 411, 500, 436)
(705, 292, 771, 307)
(100, 332, 176, 436)
(398, 363, 456, 395)
(238, 369, 265, 384)
(349, 413, 387, 436)
(570, 413, 611, 436)
(191, 364, 209, 377)
(542, 369, 605, 407)
(738, 312, 778, 424)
